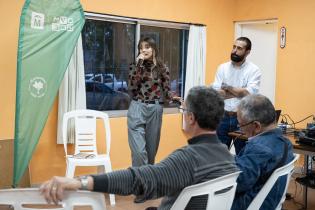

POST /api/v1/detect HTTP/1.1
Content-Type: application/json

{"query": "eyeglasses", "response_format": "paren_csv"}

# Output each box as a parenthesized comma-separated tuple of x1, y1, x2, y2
(178, 106, 190, 114)
(237, 120, 257, 129)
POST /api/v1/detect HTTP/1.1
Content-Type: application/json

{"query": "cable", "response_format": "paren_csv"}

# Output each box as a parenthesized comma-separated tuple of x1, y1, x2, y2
(282, 114, 296, 129)
(293, 114, 314, 125)
(283, 114, 294, 124)
(280, 114, 288, 124)
(282, 114, 314, 126)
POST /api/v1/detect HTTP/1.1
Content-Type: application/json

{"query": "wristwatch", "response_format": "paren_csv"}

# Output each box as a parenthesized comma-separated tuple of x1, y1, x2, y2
(78, 175, 89, 190)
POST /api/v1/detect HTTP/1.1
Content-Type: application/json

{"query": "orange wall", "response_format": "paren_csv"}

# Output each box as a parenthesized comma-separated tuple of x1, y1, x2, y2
(234, 0, 315, 126)
(0, 1, 24, 140)
(0, 1, 236, 184)
(3, 0, 315, 186)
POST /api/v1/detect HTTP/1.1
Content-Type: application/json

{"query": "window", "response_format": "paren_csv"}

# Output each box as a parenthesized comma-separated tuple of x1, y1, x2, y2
(140, 26, 188, 107)
(82, 13, 189, 112)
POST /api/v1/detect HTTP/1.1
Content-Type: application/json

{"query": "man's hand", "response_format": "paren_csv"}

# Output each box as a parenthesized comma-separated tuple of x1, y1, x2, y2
(221, 83, 233, 92)
(39, 176, 81, 204)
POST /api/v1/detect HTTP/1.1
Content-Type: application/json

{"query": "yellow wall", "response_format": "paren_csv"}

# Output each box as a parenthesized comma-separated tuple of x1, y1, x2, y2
(0, 0, 235, 184)
(234, 0, 315, 125)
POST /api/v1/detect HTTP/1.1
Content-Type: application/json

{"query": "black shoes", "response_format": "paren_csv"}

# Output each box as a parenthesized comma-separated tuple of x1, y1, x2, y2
(296, 173, 315, 189)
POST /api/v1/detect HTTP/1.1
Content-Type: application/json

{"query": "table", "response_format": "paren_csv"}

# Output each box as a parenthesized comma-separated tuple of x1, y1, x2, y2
(228, 132, 315, 209)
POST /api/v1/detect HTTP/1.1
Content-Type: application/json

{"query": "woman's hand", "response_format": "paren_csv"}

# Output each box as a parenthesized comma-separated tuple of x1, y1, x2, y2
(136, 53, 145, 63)
(170, 92, 183, 105)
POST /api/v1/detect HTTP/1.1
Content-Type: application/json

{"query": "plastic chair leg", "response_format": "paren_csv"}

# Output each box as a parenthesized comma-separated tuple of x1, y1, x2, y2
(103, 162, 115, 206)
(66, 164, 76, 178)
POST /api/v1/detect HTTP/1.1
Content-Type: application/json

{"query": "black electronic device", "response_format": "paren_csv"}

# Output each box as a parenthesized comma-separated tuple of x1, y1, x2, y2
(297, 129, 315, 147)
(296, 121, 315, 147)
(297, 136, 315, 147)
(305, 125, 315, 138)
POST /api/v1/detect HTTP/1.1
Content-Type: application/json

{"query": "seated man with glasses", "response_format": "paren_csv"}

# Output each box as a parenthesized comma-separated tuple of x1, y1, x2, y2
(231, 94, 294, 210)
(40, 86, 238, 210)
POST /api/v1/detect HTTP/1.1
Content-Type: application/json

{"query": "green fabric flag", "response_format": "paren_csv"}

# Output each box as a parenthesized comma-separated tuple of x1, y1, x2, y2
(14, 0, 85, 185)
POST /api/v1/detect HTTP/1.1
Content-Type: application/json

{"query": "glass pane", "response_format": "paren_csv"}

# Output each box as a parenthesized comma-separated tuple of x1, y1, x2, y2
(140, 26, 189, 107)
(82, 19, 135, 111)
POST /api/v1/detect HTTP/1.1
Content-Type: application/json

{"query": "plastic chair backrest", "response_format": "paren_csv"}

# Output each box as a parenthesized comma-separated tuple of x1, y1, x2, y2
(246, 153, 300, 210)
(170, 171, 241, 210)
(0, 188, 106, 210)
(63, 109, 111, 156)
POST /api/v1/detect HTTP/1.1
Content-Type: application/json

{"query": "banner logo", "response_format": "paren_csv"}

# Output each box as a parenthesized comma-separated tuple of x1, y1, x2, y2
(52, 16, 74, 32)
(31, 12, 45, 30)
(29, 77, 47, 98)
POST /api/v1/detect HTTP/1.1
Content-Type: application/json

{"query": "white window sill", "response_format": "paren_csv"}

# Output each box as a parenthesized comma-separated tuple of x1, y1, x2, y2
(105, 107, 180, 118)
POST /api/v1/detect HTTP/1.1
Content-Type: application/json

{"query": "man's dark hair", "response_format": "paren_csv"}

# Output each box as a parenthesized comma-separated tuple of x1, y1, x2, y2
(236, 37, 252, 51)
(185, 86, 224, 130)
(238, 94, 276, 126)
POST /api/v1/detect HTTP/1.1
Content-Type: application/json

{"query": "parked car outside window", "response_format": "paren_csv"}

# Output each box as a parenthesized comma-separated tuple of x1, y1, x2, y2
(85, 74, 130, 111)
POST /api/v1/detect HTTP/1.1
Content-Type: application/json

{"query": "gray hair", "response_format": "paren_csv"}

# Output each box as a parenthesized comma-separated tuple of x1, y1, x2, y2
(237, 94, 276, 126)
(186, 86, 224, 130)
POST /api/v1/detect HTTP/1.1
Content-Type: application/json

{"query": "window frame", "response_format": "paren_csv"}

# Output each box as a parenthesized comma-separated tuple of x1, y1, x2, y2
(84, 12, 189, 117)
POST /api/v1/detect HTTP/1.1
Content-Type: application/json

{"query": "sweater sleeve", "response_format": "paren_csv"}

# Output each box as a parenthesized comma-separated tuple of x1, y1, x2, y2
(92, 149, 195, 200)
(212, 64, 224, 90)
(160, 65, 172, 100)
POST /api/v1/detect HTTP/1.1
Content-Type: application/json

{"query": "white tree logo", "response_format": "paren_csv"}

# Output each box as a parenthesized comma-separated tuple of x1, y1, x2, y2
(29, 77, 47, 98)
(31, 12, 45, 30)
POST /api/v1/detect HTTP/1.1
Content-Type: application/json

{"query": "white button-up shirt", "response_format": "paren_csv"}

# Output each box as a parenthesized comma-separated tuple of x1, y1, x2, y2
(212, 60, 262, 112)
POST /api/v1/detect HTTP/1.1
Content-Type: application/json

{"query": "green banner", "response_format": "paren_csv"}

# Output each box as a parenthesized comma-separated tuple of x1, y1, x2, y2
(14, 0, 85, 185)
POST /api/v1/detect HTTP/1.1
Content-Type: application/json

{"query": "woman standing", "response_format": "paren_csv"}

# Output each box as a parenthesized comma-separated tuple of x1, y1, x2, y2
(127, 37, 177, 170)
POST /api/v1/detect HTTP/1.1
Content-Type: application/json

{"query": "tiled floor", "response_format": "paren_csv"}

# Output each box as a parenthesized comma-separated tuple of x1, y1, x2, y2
(106, 195, 161, 210)
(283, 174, 315, 210)
(0, 178, 314, 210)
(104, 177, 315, 210)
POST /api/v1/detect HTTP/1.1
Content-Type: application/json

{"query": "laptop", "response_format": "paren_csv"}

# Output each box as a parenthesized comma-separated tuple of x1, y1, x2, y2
(275, 110, 282, 123)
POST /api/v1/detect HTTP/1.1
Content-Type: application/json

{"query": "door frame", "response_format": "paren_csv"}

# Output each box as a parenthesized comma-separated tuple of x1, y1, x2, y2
(235, 19, 278, 36)
(234, 19, 278, 103)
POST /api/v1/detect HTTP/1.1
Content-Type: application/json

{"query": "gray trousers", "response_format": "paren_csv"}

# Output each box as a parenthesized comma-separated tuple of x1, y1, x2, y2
(127, 100, 163, 167)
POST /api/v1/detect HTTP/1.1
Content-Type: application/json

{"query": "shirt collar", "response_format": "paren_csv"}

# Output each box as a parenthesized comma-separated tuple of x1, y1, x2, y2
(188, 133, 220, 145)
(248, 128, 282, 141)
(231, 60, 247, 69)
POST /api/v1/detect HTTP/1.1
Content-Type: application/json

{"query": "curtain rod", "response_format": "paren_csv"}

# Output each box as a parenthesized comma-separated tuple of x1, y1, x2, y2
(84, 11, 206, 27)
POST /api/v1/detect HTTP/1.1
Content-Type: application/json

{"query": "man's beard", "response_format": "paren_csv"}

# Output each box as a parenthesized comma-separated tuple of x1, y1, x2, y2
(230, 53, 245, 63)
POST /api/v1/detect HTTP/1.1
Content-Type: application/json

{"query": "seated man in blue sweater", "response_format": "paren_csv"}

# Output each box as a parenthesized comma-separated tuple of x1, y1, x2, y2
(231, 94, 294, 210)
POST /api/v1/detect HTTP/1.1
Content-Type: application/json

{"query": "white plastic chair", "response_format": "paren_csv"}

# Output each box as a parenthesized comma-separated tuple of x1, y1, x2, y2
(63, 109, 115, 205)
(247, 153, 300, 210)
(170, 171, 241, 210)
(0, 188, 106, 210)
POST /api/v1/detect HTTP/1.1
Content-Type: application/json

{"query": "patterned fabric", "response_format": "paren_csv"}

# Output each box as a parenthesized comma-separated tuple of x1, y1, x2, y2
(232, 128, 294, 210)
(128, 60, 172, 102)
(92, 134, 238, 210)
